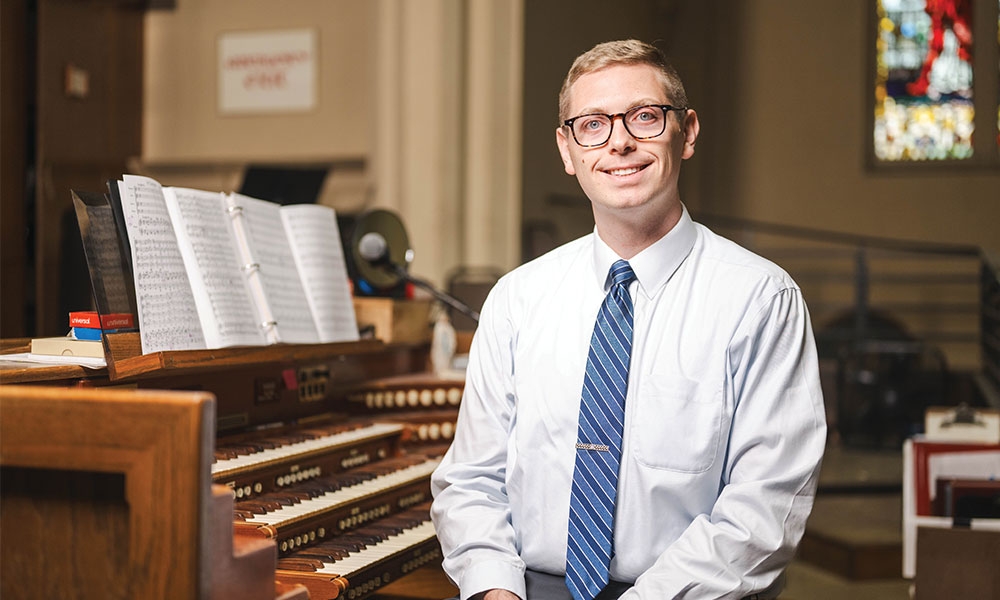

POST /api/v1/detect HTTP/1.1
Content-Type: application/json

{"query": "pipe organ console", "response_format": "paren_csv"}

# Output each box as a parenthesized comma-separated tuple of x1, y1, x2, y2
(0, 338, 463, 600)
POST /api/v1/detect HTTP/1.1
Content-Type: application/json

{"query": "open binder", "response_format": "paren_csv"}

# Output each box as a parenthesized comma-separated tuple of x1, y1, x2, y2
(111, 174, 358, 354)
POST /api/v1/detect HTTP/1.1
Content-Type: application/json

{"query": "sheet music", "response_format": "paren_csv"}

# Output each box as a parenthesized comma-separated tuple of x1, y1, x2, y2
(162, 187, 266, 348)
(280, 204, 359, 342)
(119, 175, 206, 353)
(227, 194, 320, 344)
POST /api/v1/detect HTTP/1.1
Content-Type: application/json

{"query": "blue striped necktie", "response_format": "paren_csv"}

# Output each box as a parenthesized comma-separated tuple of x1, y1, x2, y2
(566, 259, 636, 600)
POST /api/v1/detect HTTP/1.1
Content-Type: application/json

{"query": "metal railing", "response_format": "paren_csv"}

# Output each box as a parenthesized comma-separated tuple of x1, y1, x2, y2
(694, 213, 998, 445)
(980, 252, 1000, 403)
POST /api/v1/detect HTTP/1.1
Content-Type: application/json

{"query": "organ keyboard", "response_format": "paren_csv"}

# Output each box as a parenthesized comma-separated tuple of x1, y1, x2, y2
(274, 503, 442, 600)
(232, 455, 441, 556)
(213, 422, 405, 499)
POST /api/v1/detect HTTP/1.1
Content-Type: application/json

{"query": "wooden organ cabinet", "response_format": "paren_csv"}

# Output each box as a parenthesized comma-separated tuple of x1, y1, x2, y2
(0, 336, 464, 600)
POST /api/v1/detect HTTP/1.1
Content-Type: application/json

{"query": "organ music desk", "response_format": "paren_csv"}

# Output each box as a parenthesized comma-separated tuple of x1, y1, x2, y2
(0, 334, 464, 600)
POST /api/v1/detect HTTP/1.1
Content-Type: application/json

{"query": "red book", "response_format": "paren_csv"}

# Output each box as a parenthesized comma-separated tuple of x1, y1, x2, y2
(934, 478, 1000, 517)
(68, 311, 135, 330)
(912, 439, 1000, 515)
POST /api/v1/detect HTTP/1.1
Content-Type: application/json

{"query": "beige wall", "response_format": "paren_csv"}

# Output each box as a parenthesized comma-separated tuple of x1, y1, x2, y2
(144, 0, 375, 164)
(712, 1, 999, 369)
(141, 0, 523, 288)
(716, 1, 999, 251)
(370, 0, 522, 286)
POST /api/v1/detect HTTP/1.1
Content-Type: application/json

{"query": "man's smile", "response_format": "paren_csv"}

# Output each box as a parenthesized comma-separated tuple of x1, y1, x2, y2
(603, 164, 649, 177)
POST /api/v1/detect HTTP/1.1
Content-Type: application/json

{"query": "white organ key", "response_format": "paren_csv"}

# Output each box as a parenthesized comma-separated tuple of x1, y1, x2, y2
(212, 423, 403, 475)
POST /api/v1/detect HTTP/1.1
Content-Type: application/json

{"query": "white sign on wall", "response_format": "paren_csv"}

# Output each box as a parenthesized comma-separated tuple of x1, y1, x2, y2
(218, 28, 317, 114)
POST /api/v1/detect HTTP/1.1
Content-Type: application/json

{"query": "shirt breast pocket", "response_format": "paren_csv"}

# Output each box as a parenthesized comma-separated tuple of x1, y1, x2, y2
(631, 375, 723, 473)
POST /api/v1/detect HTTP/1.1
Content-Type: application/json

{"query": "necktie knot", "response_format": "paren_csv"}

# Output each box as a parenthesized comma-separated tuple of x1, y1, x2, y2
(609, 260, 636, 289)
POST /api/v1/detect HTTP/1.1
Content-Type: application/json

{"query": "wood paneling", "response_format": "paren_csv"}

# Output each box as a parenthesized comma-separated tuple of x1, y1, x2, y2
(32, 0, 144, 336)
(1, 0, 28, 338)
(0, 385, 215, 598)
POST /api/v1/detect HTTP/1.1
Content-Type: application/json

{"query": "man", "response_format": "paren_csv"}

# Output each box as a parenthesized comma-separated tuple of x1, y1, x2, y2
(430, 39, 826, 600)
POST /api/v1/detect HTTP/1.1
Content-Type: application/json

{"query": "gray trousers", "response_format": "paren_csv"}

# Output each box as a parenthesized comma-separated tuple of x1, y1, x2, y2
(445, 569, 784, 599)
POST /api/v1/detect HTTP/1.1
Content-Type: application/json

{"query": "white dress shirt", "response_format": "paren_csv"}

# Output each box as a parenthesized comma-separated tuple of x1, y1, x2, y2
(430, 206, 827, 599)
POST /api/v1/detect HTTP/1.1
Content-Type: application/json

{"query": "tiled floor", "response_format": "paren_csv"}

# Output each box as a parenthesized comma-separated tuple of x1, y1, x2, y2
(785, 441, 912, 597)
(782, 560, 911, 600)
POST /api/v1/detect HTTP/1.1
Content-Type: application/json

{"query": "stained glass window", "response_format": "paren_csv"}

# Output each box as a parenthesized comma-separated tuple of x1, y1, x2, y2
(874, 0, 976, 161)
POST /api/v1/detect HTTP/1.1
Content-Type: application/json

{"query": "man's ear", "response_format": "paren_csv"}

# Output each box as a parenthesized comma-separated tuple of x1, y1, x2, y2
(681, 109, 700, 160)
(555, 127, 577, 175)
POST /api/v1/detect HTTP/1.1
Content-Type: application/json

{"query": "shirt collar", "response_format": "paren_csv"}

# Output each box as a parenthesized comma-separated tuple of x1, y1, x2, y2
(592, 204, 697, 296)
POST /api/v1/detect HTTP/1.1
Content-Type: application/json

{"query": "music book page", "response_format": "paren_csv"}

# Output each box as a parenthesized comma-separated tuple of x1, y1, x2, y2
(119, 175, 206, 353)
(117, 175, 357, 353)
(161, 187, 266, 348)
(227, 193, 320, 344)
(280, 204, 360, 342)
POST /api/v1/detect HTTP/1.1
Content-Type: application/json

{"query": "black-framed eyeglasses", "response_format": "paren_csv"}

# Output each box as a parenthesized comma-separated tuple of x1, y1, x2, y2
(563, 104, 688, 147)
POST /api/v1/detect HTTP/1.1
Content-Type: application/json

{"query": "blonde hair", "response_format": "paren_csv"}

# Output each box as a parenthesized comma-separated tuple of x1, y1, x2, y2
(557, 39, 688, 123)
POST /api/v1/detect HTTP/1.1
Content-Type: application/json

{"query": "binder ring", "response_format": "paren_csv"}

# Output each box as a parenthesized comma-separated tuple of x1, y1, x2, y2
(241, 263, 260, 273)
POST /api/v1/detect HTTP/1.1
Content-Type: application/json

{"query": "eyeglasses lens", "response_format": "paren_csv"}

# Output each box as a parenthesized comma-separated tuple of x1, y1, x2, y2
(572, 105, 667, 146)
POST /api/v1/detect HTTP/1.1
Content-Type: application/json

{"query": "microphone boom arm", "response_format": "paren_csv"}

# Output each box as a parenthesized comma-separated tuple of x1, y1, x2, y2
(383, 262, 481, 323)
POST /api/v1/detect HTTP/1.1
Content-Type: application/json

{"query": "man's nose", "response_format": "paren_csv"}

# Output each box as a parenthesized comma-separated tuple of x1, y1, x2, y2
(607, 116, 636, 152)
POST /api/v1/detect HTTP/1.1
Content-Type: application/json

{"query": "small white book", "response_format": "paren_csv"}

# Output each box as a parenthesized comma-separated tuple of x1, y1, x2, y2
(117, 174, 359, 354)
(30, 336, 105, 359)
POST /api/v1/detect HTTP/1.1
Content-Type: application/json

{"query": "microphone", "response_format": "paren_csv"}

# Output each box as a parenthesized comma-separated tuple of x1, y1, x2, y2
(358, 232, 389, 264)
(355, 230, 480, 323)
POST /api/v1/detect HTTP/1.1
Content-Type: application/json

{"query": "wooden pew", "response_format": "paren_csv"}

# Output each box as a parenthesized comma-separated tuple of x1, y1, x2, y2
(0, 384, 301, 600)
